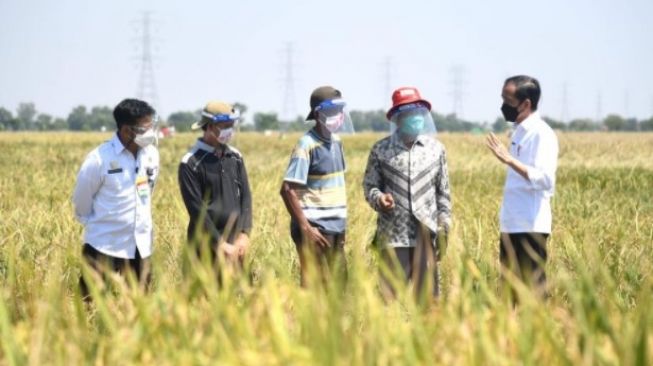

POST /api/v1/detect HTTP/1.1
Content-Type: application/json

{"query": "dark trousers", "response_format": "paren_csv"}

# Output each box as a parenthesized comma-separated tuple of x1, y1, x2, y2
(290, 222, 347, 287)
(499, 232, 548, 297)
(79, 243, 151, 300)
(380, 245, 440, 300)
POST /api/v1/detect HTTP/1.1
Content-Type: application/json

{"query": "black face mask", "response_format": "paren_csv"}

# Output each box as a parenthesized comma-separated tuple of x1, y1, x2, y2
(501, 103, 519, 122)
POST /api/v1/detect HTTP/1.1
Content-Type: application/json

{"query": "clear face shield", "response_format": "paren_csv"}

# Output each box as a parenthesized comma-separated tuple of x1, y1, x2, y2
(389, 103, 436, 138)
(314, 99, 355, 134)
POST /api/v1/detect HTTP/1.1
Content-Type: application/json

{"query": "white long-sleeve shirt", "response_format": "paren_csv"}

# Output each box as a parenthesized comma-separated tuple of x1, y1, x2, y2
(500, 112, 559, 233)
(72, 133, 159, 259)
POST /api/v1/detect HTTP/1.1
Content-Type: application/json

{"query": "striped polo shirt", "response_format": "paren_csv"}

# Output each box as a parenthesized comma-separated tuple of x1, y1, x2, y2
(284, 128, 347, 234)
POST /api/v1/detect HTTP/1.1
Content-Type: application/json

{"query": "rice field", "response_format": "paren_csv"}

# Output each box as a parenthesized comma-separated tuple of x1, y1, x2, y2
(1, 131, 652, 365)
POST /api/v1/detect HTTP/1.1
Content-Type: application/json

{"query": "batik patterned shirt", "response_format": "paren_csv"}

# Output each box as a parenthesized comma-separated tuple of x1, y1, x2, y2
(363, 133, 451, 247)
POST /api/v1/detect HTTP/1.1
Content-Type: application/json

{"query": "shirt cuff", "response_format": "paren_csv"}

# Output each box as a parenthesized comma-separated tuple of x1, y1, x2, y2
(369, 189, 383, 211)
(437, 215, 452, 232)
(526, 166, 552, 191)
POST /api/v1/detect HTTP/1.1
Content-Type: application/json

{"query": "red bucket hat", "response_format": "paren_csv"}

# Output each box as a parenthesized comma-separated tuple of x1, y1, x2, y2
(386, 86, 432, 120)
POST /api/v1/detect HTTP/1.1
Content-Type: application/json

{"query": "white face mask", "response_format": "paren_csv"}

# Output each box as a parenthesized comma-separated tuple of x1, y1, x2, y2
(134, 128, 156, 148)
(216, 127, 234, 144)
(321, 113, 344, 133)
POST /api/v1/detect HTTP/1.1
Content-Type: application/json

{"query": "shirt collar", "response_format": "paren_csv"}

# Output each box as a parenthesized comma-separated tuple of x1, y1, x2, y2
(110, 132, 128, 155)
(309, 127, 332, 143)
(517, 111, 540, 131)
(194, 138, 216, 153)
(391, 132, 427, 150)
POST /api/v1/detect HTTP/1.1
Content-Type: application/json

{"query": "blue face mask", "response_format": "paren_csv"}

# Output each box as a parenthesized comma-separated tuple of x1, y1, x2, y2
(399, 115, 425, 136)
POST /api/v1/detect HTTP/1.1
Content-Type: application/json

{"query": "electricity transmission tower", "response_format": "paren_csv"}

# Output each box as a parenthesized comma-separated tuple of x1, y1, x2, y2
(281, 42, 297, 123)
(135, 12, 159, 112)
(449, 65, 466, 118)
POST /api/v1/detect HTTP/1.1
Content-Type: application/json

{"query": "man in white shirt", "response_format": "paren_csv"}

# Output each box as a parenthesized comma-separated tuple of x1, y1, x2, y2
(73, 98, 160, 299)
(486, 75, 559, 297)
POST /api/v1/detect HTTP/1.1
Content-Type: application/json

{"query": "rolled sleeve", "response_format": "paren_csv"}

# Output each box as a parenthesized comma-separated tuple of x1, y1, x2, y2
(284, 145, 310, 184)
(527, 131, 559, 192)
(363, 149, 384, 212)
(435, 149, 452, 230)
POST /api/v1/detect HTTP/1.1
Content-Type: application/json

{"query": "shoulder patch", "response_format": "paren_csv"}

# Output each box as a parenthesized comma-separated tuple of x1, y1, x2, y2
(180, 152, 194, 164)
(181, 147, 200, 164)
(298, 134, 316, 147)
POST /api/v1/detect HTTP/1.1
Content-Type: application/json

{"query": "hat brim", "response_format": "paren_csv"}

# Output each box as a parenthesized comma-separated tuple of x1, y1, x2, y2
(305, 110, 315, 121)
(191, 120, 206, 130)
(386, 100, 432, 120)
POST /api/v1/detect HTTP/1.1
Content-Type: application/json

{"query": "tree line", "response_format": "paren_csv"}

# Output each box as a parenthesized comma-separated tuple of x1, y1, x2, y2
(2, 102, 653, 132)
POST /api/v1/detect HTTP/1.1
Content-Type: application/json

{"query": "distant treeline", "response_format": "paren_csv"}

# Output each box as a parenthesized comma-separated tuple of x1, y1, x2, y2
(2, 102, 652, 133)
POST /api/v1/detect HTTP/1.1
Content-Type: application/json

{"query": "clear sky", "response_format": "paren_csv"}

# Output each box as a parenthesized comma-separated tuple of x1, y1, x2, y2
(1, 0, 652, 123)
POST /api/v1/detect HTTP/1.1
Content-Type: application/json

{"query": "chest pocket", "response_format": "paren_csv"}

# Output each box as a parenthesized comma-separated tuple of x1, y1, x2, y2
(102, 169, 133, 200)
(310, 145, 341, 176)
(104, 169, 129, 190)
(204, 157, 242, 199)
(512, 131, 536, 165)
(380, 150, 409, 180)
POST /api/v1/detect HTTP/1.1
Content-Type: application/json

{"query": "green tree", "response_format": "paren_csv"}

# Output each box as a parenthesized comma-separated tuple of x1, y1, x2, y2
(50, 118, 68, 131)
(233, 102, 248, 125)
(34, 114, 53, 130)
(603, 114, 626, 131)
(17, 102, 37, 130)
(350, 110, 387, 132)
(0, 107, 13, 131)
(254, 112, 280, 131)
(167, 111, 198, 132)
(88, 106, 114, 131)
(640, 117, 653, 131)
(569, 118, 599, 131)
(492, 116, 509, 132)
(67, 106, 89, 131)
(625, 118, 639, 131)
(434, 113, 477, 132)
(542, 116, 566, 130)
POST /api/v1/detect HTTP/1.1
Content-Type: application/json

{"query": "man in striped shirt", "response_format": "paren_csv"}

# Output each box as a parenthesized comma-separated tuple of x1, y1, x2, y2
(280, 86, 349, 286)
(363, 87, 452, 300)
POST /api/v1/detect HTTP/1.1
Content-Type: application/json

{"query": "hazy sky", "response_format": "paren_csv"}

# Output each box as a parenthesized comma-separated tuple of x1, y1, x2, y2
(1, 0, 652, 123)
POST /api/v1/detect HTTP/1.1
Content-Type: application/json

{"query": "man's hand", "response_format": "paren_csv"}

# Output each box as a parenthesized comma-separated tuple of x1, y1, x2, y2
(378, 193, 395, 212)
(486, 133, 513, 165)
(233, 233, 250, 258)
(302, 225, 330, 248)
(219, 243, 239, 262)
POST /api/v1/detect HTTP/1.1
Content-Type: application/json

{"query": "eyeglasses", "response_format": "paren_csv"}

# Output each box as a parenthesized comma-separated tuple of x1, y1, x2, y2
(130, 124, 154, 134)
